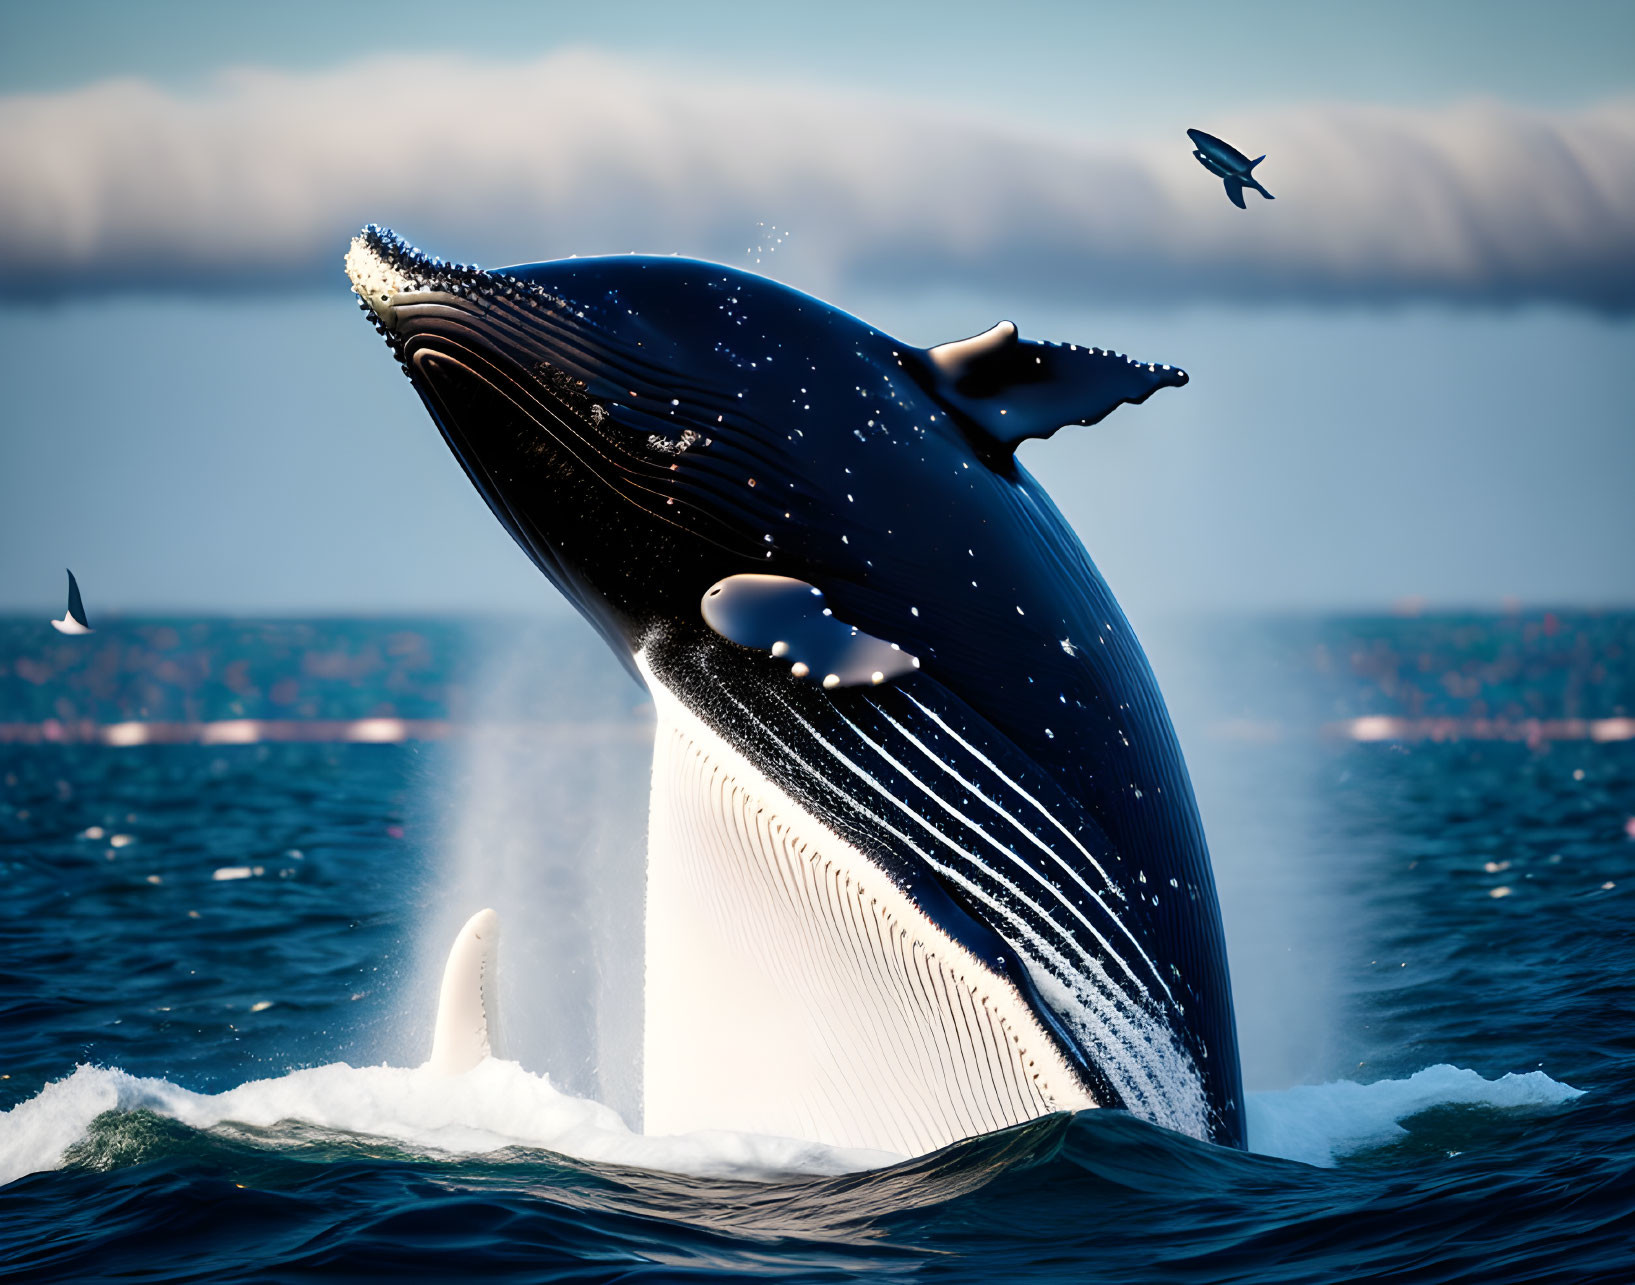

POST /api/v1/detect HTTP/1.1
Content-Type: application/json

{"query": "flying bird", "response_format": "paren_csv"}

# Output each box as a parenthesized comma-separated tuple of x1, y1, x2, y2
(1187, 127, 1274, 209)
(50, 569, 93, 635)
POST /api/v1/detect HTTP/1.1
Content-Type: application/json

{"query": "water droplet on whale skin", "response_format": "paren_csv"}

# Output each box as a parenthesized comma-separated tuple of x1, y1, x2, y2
(701, 574, 919, 689)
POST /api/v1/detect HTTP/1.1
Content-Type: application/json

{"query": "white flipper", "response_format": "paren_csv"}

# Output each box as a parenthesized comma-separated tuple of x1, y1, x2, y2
(426, 908, 501, 1075)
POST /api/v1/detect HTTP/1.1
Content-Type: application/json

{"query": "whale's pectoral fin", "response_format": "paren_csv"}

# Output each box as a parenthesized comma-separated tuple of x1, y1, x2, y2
(913, 322, 1189, 455)
(701, 574, 920, 688)
(1223, 178, 1247, 209)
(425, 908, 501, 1074)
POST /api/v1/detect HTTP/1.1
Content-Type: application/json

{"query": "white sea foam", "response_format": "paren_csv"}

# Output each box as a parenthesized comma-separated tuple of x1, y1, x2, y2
(1246, 1064, 1585, 1167)
(1, 1058, 1584, 1188)
(0, 1058, 898, 1189)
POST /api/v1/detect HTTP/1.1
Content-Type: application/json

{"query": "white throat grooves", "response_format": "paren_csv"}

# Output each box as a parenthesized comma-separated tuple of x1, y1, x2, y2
(638, 655, 1095, 1157)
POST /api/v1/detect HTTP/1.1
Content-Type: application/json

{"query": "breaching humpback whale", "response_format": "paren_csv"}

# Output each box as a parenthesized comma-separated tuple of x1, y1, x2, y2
(345, 226, 1245, 1153)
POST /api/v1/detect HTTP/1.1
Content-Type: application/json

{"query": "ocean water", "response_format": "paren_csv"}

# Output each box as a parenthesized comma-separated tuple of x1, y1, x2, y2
(1, 613, 1631, 1282)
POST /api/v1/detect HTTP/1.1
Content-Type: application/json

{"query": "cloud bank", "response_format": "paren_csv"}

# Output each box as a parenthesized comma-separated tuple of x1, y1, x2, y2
(3, 51, 1633, 309)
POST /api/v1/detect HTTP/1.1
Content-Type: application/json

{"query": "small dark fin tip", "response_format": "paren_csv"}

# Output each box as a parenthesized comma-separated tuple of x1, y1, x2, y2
(65, 568, 90, 629)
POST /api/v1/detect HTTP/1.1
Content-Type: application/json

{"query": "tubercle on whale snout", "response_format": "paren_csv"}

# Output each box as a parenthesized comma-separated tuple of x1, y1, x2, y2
(345, 224, 578, 370)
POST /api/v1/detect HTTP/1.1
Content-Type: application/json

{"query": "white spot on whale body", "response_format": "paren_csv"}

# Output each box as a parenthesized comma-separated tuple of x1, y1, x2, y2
(700, 574, 918, 690)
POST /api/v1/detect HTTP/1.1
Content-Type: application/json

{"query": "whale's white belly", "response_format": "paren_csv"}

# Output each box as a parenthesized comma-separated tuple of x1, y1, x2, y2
(639, 659, 1095, 1155)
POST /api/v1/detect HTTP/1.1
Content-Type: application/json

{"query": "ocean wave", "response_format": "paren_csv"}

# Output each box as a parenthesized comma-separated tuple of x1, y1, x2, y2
(0, 1059, 1583, 1189)
(0, 1059, 899, 1189)
(1246, 1065, 1585, 1167)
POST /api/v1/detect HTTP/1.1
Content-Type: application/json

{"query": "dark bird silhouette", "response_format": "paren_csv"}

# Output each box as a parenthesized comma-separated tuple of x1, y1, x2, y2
(1187, 128, 1274, 208)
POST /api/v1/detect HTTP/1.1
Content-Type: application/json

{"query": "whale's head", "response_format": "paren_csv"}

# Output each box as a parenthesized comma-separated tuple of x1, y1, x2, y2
(344, 225, 1185, 669)
(345, 225, 1245, 1151)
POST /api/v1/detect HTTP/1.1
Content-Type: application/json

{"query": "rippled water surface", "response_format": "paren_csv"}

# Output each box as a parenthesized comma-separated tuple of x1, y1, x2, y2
(1, 614, 1631, 1282)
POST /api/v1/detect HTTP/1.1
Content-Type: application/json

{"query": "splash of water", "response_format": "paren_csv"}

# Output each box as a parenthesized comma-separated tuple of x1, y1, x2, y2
(404, 622, 651, 1120)
(0, 1057, 1583, 1189)
(1245, 1064, 1585, 1167)
(0, 1060, 896, 1188)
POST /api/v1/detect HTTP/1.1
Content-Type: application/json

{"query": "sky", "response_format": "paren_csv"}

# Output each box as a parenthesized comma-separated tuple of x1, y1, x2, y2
(4, 1, 1633, 116)
(1, 0, 1632, 617)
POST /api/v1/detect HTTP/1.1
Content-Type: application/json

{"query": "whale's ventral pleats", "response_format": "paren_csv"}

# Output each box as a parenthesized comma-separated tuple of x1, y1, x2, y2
(913, 321, 1189, 455)
(701, 574, 920, 689)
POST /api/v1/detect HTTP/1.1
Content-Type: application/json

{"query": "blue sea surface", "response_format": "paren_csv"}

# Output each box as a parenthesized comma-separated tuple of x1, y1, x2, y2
(0, 613, 1631, 1282)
